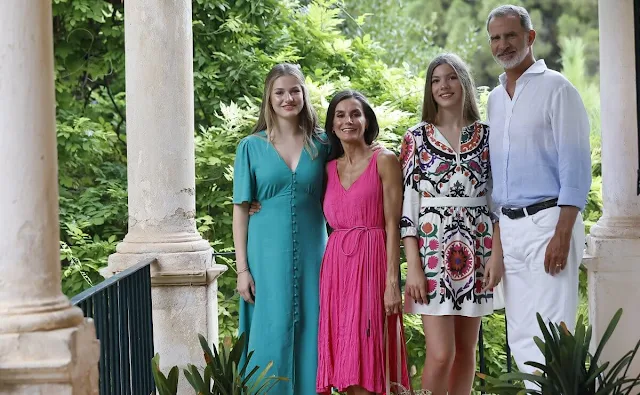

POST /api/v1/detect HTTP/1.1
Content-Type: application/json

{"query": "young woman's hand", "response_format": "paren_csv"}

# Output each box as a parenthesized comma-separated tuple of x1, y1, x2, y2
(384, 280, 403, 315)
(405, 261, 429, 304)
(236, 271, 256, 303)
(483, 253, 504, 293)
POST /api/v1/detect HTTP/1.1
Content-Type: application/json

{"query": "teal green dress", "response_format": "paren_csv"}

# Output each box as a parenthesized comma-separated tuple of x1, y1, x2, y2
(233, 131, 329, 395)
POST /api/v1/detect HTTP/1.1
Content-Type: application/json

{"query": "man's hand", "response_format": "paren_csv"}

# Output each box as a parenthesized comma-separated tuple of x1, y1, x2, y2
(544, 232, 571, 275)
(544, 205, 579, 275)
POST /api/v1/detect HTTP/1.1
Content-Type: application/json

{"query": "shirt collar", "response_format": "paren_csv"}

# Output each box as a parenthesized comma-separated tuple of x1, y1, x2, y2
(498, 59, 547, 86)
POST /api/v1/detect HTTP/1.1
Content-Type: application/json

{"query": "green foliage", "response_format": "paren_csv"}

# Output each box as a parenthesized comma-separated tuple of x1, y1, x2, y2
(341, 0, 599, 87)
(52, 0, 129, 297)
(151, 333, 286, 395)
(403, 311, 427, 388)
(480, 309, 640, 394)
(152, 354, 180, 395)
(56, 113, 127, 296)
(60, 228, 114, 297)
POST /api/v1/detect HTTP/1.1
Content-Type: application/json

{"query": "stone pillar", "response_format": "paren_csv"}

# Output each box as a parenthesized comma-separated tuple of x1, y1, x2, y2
(584, 0, 640, 377)
(0, 2, 100, 394)
(106, 0, 226, 392)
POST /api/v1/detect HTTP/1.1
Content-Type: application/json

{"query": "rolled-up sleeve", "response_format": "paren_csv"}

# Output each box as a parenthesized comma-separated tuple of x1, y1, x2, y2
(400, 131, 420, 238)
(551, 85, 592, 210)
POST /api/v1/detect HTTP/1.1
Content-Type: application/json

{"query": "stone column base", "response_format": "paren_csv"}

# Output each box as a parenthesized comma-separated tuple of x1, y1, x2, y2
(584, 235, 640, 377)
(153, 266, 227, 394)
(0, 319, 100, 395)
(106, 247, 214, 276)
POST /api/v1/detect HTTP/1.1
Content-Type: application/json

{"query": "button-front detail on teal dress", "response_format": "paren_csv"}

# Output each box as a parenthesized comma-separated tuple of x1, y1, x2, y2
(233, 131, 329, 395)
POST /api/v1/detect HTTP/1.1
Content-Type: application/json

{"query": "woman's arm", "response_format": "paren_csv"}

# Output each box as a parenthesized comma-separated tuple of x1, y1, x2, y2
(377, 150, 403, 315)
(233, 203, 255, 303)
(399, 131, 428, 305)
(483, 221, 504, 291)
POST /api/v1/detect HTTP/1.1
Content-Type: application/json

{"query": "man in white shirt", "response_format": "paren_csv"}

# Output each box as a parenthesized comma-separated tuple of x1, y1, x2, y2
(485, 4, 591, 383)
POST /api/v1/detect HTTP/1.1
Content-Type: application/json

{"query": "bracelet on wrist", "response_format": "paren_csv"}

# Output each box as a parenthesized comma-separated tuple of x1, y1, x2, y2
(237, 267, 250, 274)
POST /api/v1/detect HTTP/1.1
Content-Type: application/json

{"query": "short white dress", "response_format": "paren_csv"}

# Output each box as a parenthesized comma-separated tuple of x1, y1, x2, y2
(400, 121, 494, 316)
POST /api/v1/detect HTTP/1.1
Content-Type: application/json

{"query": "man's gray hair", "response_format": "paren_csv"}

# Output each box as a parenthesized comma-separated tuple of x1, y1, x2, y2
(486, 4, 533, 32)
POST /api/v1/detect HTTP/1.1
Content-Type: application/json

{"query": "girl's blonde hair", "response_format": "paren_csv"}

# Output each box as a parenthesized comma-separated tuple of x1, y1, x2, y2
(421, 53, 481, 124)
(252, 63, 323, 157)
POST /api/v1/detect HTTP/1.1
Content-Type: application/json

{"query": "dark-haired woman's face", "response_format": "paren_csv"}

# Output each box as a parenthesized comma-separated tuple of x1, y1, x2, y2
(332, 98, 368, 145)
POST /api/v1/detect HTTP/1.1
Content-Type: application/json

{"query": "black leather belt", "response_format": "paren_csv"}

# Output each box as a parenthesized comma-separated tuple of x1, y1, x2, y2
(501, 198, 558, 220)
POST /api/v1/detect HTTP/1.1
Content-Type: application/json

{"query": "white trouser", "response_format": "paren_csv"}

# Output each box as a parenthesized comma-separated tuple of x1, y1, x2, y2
(499, 206, 584, 388)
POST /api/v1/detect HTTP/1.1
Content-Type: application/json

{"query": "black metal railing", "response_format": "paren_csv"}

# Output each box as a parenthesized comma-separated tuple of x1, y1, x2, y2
(71, 258, 156, 395)
(478, 316, 513, 393)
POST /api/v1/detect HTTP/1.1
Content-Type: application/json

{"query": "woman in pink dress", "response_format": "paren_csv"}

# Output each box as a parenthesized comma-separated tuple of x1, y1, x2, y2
(316, 90, 410, 395)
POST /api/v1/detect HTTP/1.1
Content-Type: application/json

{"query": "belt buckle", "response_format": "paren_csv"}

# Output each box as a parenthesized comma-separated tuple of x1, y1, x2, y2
(502, 207, 524, 220)
(502, 207, 515, 219)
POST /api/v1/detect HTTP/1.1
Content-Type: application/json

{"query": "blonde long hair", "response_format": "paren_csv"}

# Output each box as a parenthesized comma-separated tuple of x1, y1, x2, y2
(252, 63, 323, 158)
(421, 54, 481, 124)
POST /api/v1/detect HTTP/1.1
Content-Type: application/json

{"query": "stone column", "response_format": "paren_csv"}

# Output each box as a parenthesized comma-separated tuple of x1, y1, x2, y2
(0, 2, 100, 394)
(584, 0, 640, 377)
(106, 0, 226, 392)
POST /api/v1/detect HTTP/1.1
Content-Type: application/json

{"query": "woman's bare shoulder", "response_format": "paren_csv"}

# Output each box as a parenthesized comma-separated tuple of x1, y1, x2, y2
(376, 147, 401, 173)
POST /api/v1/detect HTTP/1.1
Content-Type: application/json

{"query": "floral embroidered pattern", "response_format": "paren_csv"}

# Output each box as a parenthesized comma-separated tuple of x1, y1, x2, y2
(445, 241, 474, 281)
(400, 121, 494, 315)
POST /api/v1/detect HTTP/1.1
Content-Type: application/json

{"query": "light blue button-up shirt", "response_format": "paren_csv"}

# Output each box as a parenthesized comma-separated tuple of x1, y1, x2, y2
(487, 60, 591, 211)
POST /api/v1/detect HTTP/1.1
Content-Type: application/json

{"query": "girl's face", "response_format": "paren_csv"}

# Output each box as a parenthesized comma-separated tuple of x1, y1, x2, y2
(270, 75, 304, 120)
(332, 98, 368, 145)
(431, 63, 463, 111)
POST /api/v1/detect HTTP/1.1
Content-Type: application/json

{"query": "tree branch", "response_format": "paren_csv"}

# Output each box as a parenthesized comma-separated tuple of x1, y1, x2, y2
(105, 80, 126, 144)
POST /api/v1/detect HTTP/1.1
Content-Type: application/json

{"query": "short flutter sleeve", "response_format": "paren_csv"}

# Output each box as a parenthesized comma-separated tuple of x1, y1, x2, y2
(232, 137, 255, 204)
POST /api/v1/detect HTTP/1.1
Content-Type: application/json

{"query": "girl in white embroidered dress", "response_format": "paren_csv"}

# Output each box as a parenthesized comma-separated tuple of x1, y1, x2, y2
(400, 53, 504, 395)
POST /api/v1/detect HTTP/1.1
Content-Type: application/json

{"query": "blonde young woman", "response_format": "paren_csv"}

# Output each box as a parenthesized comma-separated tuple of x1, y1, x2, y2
(232, 63, 329, 395)
(400, 54, 504, 395)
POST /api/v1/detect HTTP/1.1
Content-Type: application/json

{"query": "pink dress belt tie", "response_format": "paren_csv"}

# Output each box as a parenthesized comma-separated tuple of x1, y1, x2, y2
(334, 225, 385, 338)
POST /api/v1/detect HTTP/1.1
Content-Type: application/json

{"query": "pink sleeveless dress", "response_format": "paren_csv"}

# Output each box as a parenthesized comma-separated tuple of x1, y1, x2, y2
(316, 150, 410, 394)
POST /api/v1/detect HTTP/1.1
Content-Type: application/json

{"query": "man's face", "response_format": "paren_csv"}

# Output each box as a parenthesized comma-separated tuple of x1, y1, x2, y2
(488, 15, 533, 70)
